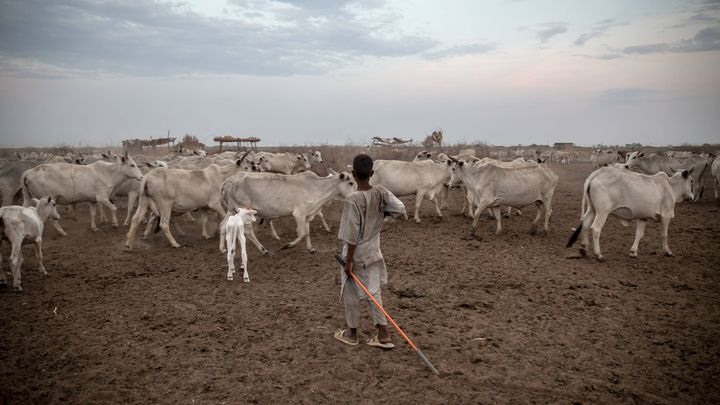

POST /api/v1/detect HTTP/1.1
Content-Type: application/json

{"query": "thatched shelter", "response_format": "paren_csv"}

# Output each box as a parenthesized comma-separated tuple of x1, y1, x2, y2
(213, 136, 261, 152)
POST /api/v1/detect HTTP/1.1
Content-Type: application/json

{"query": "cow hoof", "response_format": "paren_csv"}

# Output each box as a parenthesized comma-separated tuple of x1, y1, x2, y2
(91, 228, 99, 232)
(503, 214, 510, 219)
(219, 248, 227, 254)
(281, 243, 292, 250)
(629, 250, 638, 258)
(664, 251, 674, 257)
(123, 222, 129, 226)
(203, 235, 211, 240)
(308, 248, 316, 254)
(13, 286, 22, 293)
(243, 278, 250, 283)
(171, 244, 181, 248)
(261, 249, 270, 255)
(596, 255, 607, 262)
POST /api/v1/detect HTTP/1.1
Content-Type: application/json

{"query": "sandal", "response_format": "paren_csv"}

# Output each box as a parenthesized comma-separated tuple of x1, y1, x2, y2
(366, 335, 395, 349)
(334, 329, 359, 346)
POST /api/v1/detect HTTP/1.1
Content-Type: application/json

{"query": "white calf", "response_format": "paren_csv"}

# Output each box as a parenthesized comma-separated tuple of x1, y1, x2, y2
(0, 197, 61, 291)
(221, 208, 257, 282)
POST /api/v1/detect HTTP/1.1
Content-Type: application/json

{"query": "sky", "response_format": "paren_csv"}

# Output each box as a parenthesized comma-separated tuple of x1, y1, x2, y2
(0, 0, 719, 148)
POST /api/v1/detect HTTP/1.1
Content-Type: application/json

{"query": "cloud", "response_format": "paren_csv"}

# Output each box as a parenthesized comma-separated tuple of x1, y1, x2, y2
(622, 26, 720, 54)
(574, 18, 625, 46)
(421, 43, 496, 60)
(536, 22, 568, 43)
(0, 0, 438, 77)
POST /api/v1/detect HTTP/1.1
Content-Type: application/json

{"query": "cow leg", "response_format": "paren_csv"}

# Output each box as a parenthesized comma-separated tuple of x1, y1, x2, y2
(433, 197, 443, 218)
(629, 220, 647, 257)
(97, 202, 108, 224)
(34, 239, 47, 275)
(157, 205, 180, 248)
(590, 211, 609, 261)
(89, 203, 99, 231)
(239, 231, 249, 282)
(413, 193, 423, 223)
(530, 201, 544, 234)
(199, 211, 211, 239)
(317, 210, 331, 232)
(142, 213, 156, 239)
(9, 241, 23, 292)
(123, 190, 138, 226)
(282, 212, 314, 252)
(51, 220, 67, 236)
(226, 229, 236, 280)
(660, 217, 673, 256)
(219, 213, 230, 253)
(470, 199, 492, 237)
(244, 223, 269, 254)
(504, 206, 512, 219)
(493, 207, 503, 234)
(268, 220, 281, 240)
(95, 197, 119, 227)
(542, 198, 552, 233)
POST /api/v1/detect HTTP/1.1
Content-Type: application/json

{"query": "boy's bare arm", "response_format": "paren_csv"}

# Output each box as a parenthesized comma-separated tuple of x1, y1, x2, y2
(345, 243, 356, 275)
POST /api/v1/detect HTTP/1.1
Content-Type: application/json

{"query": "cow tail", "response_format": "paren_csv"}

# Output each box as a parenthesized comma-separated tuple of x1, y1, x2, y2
(153, 216, 161, 233)
(568, 181, 591, 248)
(566, 222, 583, 248)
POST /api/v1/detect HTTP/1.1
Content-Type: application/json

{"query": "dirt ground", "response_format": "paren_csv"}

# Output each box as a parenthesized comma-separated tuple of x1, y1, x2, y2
(1, 162, 719, 404)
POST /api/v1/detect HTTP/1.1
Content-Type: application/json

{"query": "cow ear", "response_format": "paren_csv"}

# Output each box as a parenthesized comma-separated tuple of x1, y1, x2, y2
(638, 152, 644, 157)
(682, 170, 689, 178)
(328, 168, 338, 175)
(459, 161, 465, 167)
(47, 196, 52, 203)
(339, 173, 345, 179)
(145, 163, 154, 168)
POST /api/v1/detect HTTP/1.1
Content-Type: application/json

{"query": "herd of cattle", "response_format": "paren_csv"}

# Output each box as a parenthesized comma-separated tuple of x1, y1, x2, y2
(0, 146, 718, 291)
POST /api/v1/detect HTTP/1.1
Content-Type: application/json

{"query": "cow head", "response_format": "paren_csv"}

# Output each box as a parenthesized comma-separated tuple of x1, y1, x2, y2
(336, 171, 357, 197)
(624, 151, 644, 169)
(308, 150, 323, 164)
(297, 154, 311, 171)
(234, 207, 257, 224)
(36, 196, 61, 222)
(448, 159, 465, 186)
(670, 168, 695, 202)
(120, 154, 144, 181)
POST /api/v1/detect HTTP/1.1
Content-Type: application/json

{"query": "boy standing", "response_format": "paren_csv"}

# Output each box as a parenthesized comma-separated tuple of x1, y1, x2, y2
(334, 154, 406, 349)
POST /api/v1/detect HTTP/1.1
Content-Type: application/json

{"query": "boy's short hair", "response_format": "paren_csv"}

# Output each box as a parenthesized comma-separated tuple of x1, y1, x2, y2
(352, 154, 374, 180)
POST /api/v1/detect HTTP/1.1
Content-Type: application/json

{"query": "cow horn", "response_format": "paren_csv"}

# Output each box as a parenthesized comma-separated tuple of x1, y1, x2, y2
(448, 156, 459, 163)
(237, 150, 250, 165)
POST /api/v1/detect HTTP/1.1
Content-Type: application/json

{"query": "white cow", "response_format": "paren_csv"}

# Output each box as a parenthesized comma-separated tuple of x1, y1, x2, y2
(590, 149, 621, 168)
(220, 170, 356, 254)
(567, 167, 694, 260)
(254, 152, 311, 174)
(125, 155, 250, 249)
(369, 159, 455, 223)
(450, 160, 558, 236)
(221, 207, 257, 282)
(625, 152, 709, 201)
(0, 197, 61, 291)
(0, 160, 43, 206)
(21, 156, 143, 234)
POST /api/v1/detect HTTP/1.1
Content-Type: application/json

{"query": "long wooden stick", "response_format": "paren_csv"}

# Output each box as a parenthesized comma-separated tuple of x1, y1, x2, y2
(335, 254, 440, 375)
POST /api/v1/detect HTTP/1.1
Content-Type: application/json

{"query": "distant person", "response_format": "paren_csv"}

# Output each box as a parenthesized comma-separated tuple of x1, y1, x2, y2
(334, 154, 406, 349)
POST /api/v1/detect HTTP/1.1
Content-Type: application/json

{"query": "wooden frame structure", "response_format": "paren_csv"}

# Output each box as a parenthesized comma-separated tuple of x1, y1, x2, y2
(371, 136, 413, 147)
(214, 136, 261, 152)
